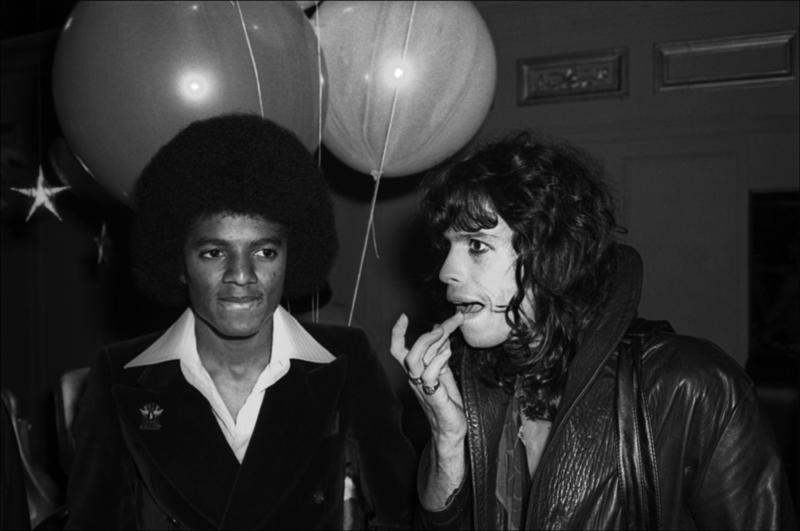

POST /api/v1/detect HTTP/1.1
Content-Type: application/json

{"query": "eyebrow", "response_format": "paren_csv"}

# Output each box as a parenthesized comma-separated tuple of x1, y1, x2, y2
(446, 230, 500, 242)
(190, 236, 285, 248)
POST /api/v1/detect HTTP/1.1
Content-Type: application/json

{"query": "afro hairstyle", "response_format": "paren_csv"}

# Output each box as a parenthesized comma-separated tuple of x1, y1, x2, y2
(131, 113, 338, 307)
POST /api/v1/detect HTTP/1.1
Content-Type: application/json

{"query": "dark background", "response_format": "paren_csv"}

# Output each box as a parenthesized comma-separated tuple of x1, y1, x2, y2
(1, 0, 797, 525)
(2, 2, 77, 40)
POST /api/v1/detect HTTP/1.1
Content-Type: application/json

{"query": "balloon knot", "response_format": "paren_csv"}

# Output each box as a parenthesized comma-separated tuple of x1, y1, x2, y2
(370, 170, 383, 182)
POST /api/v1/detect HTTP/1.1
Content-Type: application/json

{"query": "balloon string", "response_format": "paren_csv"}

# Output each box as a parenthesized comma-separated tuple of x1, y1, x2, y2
(348, 172, 383, 327)
(235, 1, 264, 117)
(369, 0, 416, 256)
(313, 1, 323, 323)
(370, 209, 379, 259)
(401, 2, 417, 58)
(347, 1, 418, 327)
(315, 1, 323, 170)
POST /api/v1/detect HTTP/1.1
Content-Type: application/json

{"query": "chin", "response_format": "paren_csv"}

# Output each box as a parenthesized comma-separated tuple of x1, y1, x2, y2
(212, 316, 268, 338)
(460, 326, 509, 349)
(456, 309, 514, 349)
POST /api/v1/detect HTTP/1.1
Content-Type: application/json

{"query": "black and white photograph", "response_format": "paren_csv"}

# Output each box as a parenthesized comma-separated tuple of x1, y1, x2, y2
(0, 1, 797, 529)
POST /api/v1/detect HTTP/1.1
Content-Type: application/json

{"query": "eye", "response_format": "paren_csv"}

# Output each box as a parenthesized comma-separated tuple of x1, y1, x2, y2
(468, 239, 489, 254)
(256, 248, 278, 259)
(199, 249, 223, 259)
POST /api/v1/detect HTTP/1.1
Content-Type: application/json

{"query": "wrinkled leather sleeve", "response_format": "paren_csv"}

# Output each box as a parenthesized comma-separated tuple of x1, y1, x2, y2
(689, 385, 796, 530)
(65, 349, 137, 530)
(643, 333, 798, 530)
(414, 442, 473, 530)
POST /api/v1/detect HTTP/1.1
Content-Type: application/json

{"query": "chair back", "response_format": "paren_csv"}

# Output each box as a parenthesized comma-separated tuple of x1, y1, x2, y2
(0, 388, 61, 529)
(54, 367, 90, 475)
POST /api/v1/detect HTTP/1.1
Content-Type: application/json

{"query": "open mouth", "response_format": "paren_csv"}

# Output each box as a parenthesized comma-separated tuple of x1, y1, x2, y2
(455, 302, 484, 315)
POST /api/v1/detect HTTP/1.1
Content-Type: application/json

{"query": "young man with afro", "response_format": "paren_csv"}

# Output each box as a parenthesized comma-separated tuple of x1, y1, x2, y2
(65, 114, 416, 530)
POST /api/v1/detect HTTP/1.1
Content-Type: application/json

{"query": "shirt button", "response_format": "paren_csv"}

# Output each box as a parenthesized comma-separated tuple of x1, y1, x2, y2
(313, 491, 325, 504)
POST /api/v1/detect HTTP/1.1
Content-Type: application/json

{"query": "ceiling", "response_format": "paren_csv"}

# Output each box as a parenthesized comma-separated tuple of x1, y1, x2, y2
(1, 1, 536, 42)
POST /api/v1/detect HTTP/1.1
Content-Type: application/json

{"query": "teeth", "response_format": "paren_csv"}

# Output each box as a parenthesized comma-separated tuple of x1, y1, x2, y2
(457, 303, 482, 314)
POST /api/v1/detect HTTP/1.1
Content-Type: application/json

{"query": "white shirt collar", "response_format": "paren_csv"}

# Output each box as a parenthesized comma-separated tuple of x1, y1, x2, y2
(124, 305, 335, 369)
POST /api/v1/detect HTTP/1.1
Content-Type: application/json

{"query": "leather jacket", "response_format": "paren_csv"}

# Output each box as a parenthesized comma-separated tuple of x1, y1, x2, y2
(417, 245, 796, 530)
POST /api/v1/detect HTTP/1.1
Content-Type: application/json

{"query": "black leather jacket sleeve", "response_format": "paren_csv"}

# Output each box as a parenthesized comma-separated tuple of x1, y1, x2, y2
(689, 385, 797, 530)
(414, 443, 473, 530)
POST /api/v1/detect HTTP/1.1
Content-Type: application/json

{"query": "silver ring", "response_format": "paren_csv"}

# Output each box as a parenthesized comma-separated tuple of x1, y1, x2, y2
(422, 381, 440, 395)
(408, 374, 423, 386)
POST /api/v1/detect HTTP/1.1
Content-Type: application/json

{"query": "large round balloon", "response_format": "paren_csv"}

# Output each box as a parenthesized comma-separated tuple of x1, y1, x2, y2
(314, 1, 496, 177)
(53, 1, 327, 207)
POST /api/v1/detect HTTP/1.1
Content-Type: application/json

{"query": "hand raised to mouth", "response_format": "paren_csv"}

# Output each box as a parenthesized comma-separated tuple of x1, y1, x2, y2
(390, 311, 468, 511)
(390, 311, 466, 433)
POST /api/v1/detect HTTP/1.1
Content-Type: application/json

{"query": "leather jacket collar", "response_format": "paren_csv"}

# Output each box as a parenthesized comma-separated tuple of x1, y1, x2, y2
(459, 244, 643, 529)
(551, 244, 642, 431)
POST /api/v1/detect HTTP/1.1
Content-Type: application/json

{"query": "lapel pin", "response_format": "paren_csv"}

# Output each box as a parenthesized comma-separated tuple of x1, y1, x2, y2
(139, 403, 163, 431)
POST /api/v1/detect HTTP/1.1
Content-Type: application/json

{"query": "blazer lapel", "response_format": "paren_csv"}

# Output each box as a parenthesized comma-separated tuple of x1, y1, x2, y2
(112, 361, 240, 528)
(220, 355, 348, 529)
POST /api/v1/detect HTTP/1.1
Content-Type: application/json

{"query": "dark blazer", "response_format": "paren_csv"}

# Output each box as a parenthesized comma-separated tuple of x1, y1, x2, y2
(65, 321, 416, 530)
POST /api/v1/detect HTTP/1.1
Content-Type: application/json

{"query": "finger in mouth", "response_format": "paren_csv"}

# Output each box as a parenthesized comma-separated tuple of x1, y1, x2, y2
(456, 303, 483, 314)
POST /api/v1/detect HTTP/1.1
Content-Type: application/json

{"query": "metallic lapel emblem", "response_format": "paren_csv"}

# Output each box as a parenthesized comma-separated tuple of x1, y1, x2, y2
(139, 403, 163, 431)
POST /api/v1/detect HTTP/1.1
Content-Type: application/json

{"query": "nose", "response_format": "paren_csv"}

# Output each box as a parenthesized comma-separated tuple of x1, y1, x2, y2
(223, 253, 257, 286)
(439, 247, 463, 286)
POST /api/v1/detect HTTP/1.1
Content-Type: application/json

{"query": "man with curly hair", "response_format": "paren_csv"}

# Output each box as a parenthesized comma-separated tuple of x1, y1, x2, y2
(66, 114, 416, 530)
(391, 131, 796, 530)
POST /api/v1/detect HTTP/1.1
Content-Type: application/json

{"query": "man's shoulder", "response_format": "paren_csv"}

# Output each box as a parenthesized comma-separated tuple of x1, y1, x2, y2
(98, 330, 167, 370)
(642, 331, 754, 407)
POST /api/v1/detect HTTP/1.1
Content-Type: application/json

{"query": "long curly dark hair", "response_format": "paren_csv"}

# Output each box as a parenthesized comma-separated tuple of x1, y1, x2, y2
(421, 131, 620, 421)
(132, 113, 338, 307)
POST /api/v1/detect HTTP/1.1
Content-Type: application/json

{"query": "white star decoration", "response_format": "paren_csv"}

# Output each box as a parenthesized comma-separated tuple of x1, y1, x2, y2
(94, 222, 112, 265)
(10, 166, 70, 221)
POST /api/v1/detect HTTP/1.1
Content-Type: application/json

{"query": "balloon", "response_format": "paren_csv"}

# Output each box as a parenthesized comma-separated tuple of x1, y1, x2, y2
(49, 138, 117, 204)
(314, 1, 496, 177)
(53, 1, 327, 207)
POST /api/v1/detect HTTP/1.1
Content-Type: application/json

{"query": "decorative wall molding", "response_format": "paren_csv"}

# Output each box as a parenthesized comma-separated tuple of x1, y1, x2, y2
(654, 30, 797, 92)
(517, 47, 628, 106)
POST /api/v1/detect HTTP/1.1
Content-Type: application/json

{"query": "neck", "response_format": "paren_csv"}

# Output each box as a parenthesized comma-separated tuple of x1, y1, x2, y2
(194, 313, 274, 380)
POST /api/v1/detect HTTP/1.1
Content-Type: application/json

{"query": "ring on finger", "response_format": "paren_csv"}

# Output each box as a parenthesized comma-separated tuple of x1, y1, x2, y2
(422, 380, 440, 395)
(408, 374, 424, 386)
